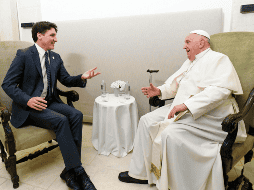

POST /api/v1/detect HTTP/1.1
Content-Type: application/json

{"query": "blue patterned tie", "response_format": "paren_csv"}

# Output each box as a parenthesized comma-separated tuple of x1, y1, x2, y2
(44, 51, 52, 99)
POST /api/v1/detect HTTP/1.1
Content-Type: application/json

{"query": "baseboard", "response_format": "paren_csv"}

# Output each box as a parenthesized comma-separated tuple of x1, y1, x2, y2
(83, 115, 93, 123)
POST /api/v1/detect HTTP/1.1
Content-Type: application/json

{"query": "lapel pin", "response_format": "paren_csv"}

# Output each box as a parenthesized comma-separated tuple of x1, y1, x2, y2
(53, 56, 55, 59)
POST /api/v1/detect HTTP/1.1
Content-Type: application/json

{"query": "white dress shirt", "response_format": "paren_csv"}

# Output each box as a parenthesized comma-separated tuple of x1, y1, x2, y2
(35, 43, 50, 98)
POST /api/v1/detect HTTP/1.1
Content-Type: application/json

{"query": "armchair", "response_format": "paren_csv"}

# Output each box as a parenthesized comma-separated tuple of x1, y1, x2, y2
(211, 32, 254, 189)
(149, 32, 254, 189)
(0, 41, 80, 189)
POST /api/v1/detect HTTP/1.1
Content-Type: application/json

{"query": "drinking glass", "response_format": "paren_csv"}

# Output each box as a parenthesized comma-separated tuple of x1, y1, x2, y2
(101, 91, 109, 102)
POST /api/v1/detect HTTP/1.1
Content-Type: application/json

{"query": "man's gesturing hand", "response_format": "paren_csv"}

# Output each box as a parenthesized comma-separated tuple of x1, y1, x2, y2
(168, 104, 187, 119)
(141, 83, 161, 98)
(27, 97, 47, 111)
(81, 67, 101, 80)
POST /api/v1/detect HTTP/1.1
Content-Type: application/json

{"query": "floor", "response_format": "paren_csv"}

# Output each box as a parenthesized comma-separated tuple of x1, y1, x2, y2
(0, 123, 253, 190)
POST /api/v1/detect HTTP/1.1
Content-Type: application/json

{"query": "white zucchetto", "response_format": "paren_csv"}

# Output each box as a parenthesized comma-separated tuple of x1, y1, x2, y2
(190, 30, 210, 40)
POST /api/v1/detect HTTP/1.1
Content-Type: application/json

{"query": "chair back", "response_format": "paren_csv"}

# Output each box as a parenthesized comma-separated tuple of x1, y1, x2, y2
(0, 41, 33, 112)
(210, 32, 254, 130)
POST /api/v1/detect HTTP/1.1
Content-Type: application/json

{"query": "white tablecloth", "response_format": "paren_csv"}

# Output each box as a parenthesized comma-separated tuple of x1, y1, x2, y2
(92, 94, 138, 157)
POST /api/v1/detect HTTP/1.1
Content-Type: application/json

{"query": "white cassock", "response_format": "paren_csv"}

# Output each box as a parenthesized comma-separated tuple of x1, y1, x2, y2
(128, 48, 247, 190)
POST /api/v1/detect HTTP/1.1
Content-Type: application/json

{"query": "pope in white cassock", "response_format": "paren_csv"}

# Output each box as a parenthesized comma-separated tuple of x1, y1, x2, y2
(118, 30, 247, 190)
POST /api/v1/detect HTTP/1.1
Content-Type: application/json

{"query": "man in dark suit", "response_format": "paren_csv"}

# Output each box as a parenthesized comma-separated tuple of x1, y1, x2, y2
(2, 21, 100, 190)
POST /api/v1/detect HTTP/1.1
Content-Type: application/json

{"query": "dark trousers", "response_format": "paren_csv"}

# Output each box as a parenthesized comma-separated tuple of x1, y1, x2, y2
(24, 99, 83, 171)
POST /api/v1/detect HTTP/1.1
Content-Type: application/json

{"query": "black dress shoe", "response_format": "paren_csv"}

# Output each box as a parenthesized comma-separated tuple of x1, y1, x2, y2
(118, 171, 148, 184)
(60, 169, 82, 190)
(60, 168, 67, 178)
(77, 171, 97, 190)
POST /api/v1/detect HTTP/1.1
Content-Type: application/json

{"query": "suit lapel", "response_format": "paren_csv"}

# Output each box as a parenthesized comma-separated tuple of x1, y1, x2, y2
(30, 45, 43, 78)
(31, 46, 57, 92)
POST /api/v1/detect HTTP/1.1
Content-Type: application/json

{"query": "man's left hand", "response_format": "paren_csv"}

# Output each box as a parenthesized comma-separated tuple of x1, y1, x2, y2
(81, 67, 101, 80)
(168, 104, 188, 119)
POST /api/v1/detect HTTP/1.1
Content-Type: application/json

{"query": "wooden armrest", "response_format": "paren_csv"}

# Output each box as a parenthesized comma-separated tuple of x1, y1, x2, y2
(220, 127, 238, 156)
(0, 107, 16, 155)
(222, 88, 254, 133)
(221, 113, 242, 133)
(1, 107, 11, 124)
(56, 88, 79, 107)
(220, 115, 239, 173)
(220, 88, 254, 172)
(149, 96, 173, 107)
(56, 88, 79, 101)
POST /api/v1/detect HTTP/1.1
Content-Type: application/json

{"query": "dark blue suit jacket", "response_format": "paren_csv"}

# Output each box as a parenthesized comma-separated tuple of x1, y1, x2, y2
(2, 45, 86, 128)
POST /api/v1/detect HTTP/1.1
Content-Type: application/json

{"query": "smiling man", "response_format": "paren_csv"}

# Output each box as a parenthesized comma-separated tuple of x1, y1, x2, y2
(118, 30, 247, 190)
(2, 21, 100, 190)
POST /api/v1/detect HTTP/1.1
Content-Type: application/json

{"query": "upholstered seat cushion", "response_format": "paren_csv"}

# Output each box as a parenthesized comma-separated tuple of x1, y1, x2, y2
(0, 121, 56, 151)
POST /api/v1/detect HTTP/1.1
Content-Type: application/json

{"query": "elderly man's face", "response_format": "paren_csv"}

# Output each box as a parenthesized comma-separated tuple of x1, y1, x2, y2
(37, 28, 57, 51)
(183, 33, 202, 61)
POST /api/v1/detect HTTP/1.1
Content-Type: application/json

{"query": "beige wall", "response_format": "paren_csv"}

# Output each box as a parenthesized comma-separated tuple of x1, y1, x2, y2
(0, 1, 226, 121)
(1, 0, 233, 41)
(0, 0, 19, 41)
(17, 0, 42, 42)
(40, 0, 233, 32)
(3, 0, 249, 41)
(54, 9, 223, 122)
(0, 0, 42, 42)
(231, 0, 254, 32)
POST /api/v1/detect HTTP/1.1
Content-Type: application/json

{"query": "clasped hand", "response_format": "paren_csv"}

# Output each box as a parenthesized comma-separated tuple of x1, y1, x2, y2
(81, 67, 101, 80)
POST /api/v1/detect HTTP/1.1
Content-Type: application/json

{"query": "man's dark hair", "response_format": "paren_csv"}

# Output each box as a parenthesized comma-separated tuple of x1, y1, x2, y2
(32, 21, 58, 42)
